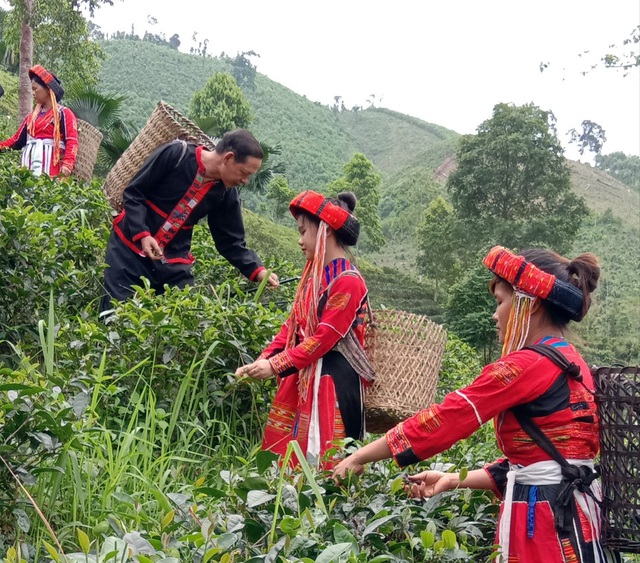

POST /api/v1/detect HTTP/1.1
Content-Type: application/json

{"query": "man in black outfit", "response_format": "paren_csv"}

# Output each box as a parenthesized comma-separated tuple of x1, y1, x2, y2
(99, 129, 279, 314)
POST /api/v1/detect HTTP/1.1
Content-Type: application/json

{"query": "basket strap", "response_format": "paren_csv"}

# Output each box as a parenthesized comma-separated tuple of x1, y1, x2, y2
(523, 344, 594, 395)
(513, 344, 602, 532)
(175, 139, 189, 168)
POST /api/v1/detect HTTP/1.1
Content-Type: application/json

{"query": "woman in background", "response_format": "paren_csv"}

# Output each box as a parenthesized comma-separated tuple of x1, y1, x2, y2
(0, 65, 78, 177)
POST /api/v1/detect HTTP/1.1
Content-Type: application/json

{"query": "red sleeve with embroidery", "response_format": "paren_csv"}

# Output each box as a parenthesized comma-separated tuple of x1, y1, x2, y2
(260, 322, 289, 360)
(268, 274, 367, 375)
(0, 116, 29, 150)
(385, 350, 559, 467)
(61, 108, 78, 170)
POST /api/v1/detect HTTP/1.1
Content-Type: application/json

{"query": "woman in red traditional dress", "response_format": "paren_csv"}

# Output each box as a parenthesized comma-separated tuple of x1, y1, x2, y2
(0, 65, 78, 177)
(334, 246, 620, 563)
(236, 190, 373, 468)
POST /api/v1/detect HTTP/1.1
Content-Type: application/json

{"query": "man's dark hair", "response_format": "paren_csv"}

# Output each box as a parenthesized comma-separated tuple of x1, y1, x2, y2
(215, 129, 263, 162)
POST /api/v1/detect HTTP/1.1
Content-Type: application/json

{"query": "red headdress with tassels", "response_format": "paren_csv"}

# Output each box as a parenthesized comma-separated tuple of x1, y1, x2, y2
(483, 246, 585, 356)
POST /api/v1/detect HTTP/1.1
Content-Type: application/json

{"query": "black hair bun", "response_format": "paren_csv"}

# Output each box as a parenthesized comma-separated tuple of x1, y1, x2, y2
(337, 191, 357, 213)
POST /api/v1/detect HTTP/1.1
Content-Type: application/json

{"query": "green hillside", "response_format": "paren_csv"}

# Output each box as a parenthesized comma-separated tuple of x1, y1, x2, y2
(568, 160, 640, 227)
(95, 39, 640, 356)
(336, 107, 459, 173)
(98, 40, 638, 233)
(97, 40, 459, 191)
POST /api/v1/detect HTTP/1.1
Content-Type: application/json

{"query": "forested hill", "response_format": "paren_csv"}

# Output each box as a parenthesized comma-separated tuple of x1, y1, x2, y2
(99, 39, 637, 227)
(98, 40, 459, 190)
(97, 39, 639, 364)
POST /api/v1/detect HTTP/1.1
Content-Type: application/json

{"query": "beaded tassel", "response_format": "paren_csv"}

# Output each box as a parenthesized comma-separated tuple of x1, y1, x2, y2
(502, 291, 535, 357)
(286, 222, 327, 403)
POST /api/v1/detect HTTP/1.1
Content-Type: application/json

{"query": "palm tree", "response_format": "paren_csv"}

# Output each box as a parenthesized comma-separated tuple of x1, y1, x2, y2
(246, 141, 286, 193)
(64, 83, 126, 130)
(64, 83, 136, 172)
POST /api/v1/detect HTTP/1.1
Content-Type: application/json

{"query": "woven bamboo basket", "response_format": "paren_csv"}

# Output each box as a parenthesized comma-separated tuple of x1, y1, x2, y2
(364, 309, 446, 434)
(593, 366, 640, 554)
(73, 119, 102, 182)
(102, 101, 215, 210)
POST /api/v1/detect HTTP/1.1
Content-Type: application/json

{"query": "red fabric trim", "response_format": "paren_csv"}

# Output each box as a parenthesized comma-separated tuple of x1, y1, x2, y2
(386, 423, 413, 461)
(113, 214, 194, 264)
(249, 266, 266, 281)
(195, 145, 207, 172)
(269, 352, 295, 375)
(145, 199, 193, 229)
(161, 253, 195, 265)
(132, 231, 151, 242)
(145, 199, 168, 218)
(113, 212, 145, 257)
(154, 171, 212, 249)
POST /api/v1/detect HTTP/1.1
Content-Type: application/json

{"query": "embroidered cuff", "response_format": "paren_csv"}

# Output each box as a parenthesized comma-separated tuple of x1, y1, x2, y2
(132, 231, 151, 242)
(268, 351, 296, 376)
(386, 423, 420, 467)
(249, 266, 266, 281)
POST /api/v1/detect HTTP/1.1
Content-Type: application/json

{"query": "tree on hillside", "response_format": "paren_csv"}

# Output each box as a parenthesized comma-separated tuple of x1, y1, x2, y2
(446, 257, 498, 364)
(328, 153, 385, 251)
(447, 103, 588, 256)
(416, 196, 460, 302)
(221, 50, 259, 91)
(189, 72, 253, 138)
(595, 151, 640, 192)
(266, 175, 296, 220)
(5, 0, 114, 120)
(4, 0, 114, 120)
(567, 119, 607, 156)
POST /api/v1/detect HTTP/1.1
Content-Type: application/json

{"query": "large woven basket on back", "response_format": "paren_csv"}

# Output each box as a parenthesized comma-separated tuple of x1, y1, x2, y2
(103, 101, 214, 210)
(593, 366, 640, 554)
(73, 119, 102, 182)
(364, 309, 446, 434)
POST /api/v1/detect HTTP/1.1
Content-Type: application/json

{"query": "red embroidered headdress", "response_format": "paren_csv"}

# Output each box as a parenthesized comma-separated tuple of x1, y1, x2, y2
(483, 246, 585, 356)
(289, 190, 360, 246)
(483, 246, 584, 321)
(28, 65, 64, 101)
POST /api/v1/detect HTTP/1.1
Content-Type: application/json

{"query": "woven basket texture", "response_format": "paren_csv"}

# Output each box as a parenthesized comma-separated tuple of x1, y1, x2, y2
(364, 309, 446, 434)
(103, 101, 214, 210)
(593, 366, 640, 554)
(73, 119, 102, 182)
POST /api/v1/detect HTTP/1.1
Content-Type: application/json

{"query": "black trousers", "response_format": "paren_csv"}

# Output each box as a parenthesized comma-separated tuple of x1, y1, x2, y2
(324, 350, 365, 440)
(99, 231, 194, 314)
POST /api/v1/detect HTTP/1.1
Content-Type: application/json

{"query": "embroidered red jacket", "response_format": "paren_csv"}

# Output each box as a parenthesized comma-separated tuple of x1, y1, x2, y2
(386, 338, 599, 475)
(0, 106, 78, 175)
(261, 259, 368, 376)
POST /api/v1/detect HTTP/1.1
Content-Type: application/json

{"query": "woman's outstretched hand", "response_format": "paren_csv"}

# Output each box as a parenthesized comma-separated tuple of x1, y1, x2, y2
(234, 359, 274, 380)
(404, 470, 455, 499)
(332, 455, 365, 483)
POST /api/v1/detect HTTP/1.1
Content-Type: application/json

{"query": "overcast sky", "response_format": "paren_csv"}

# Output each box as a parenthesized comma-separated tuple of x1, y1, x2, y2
(15, 0, 640, 158)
